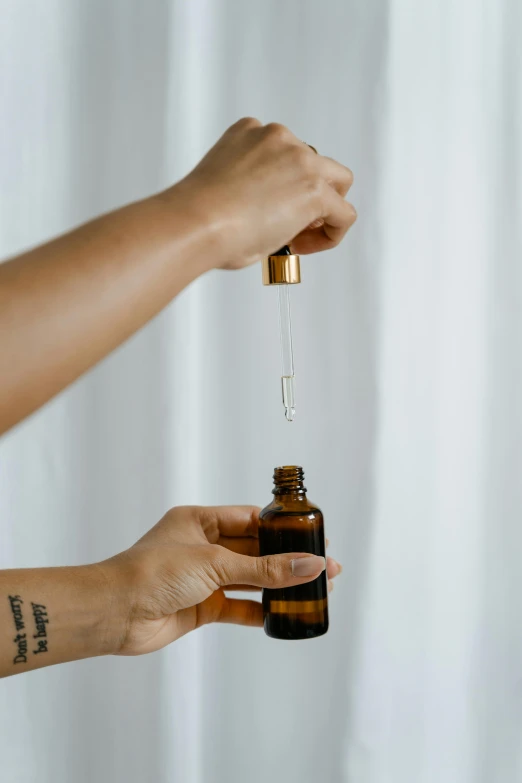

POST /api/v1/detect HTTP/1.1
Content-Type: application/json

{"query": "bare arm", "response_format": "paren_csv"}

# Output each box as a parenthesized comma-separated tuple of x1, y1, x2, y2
(0, 195, 216, 434)
(0, 505, 342, 678)
(0, 565, 119, 677)
(0, 118, 355, 435)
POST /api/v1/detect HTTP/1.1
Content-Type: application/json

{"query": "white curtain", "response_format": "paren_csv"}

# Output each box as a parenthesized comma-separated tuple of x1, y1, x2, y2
(1, 1, 520, 781)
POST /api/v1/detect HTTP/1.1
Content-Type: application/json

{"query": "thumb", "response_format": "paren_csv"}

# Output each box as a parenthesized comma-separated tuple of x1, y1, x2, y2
(214, 551, 326, 589)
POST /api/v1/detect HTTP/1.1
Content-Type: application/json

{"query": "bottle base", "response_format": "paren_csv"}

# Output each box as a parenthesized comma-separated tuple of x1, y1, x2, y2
(264, 616, 329, 640)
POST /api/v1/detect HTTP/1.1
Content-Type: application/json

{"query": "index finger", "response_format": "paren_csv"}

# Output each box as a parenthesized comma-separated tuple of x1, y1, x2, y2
(317, 155, 354, 197)
(200, 505, 260, 538)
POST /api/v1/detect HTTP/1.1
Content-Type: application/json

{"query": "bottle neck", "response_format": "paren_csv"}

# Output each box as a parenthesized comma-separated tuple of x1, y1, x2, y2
(272, 466, 307, 497)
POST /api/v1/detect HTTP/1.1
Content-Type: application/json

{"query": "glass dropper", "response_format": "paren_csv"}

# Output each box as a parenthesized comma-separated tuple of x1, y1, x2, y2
(262, 245, 301, 422)
(278, 272, 296, 422)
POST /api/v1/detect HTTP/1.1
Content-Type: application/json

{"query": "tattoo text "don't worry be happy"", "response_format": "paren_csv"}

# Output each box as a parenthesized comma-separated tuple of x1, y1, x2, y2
(8, 595, 50, 664)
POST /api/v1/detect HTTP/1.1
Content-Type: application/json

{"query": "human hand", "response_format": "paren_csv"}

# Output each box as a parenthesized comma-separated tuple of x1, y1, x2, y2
(103, 505, 342, 656)
(162, 117, 356, 270)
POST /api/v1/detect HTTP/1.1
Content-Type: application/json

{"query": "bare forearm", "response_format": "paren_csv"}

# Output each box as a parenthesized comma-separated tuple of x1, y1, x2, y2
(0, 119, 356, 435)
(0, 190, 218, 434)
(0, 564, 126, 678)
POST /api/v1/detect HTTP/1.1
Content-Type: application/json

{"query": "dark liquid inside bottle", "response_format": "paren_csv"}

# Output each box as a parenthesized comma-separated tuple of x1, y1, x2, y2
(259, 467, 329, 640)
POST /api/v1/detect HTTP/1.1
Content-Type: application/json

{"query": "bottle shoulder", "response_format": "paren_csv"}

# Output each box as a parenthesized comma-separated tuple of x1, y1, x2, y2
(259, 496, 322, 521)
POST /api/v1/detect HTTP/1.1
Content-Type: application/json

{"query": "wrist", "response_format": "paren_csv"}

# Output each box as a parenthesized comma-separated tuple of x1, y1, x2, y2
(152, 181, 234, 273)
(0, 564, 133, 676)
(90, 559, 135, 657)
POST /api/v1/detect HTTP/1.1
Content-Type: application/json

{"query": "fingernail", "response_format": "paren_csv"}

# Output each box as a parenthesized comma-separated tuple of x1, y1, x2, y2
(307, 218, 324, 229)
(333, 559, 343, 573)
(291, 555, 326, 577)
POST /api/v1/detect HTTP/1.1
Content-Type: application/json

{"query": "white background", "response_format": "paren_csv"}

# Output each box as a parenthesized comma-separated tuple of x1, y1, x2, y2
(1, 1, 521, 781)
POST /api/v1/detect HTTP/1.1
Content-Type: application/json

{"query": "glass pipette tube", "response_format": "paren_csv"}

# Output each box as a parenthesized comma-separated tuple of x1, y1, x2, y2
(278, 283, 295, 421)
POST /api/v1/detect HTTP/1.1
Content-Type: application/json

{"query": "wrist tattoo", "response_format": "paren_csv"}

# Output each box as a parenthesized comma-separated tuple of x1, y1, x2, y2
(8, 595, 28, 664)
(31, 603, 49, 654)
(7, 595, 50, 664)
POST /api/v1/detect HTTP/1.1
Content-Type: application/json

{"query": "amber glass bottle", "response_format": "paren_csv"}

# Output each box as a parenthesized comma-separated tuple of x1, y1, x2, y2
(258, 466, 328, 640)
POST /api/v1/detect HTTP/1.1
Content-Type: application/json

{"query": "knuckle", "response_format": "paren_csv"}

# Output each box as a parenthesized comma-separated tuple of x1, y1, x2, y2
(259, 555, 280, 585)
(180, 505, 206, 528)
(173, 505, 195, 517)
(232, 116, 261, 132)
(264, 121, 291, 142)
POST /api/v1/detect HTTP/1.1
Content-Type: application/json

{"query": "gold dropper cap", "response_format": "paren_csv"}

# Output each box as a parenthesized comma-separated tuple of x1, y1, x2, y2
(262, 246, 301, 285)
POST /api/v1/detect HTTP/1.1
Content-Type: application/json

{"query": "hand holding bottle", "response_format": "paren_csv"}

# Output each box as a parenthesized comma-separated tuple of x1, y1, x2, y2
(107, 504, 341, 655)
(0, 506, 342, 677)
